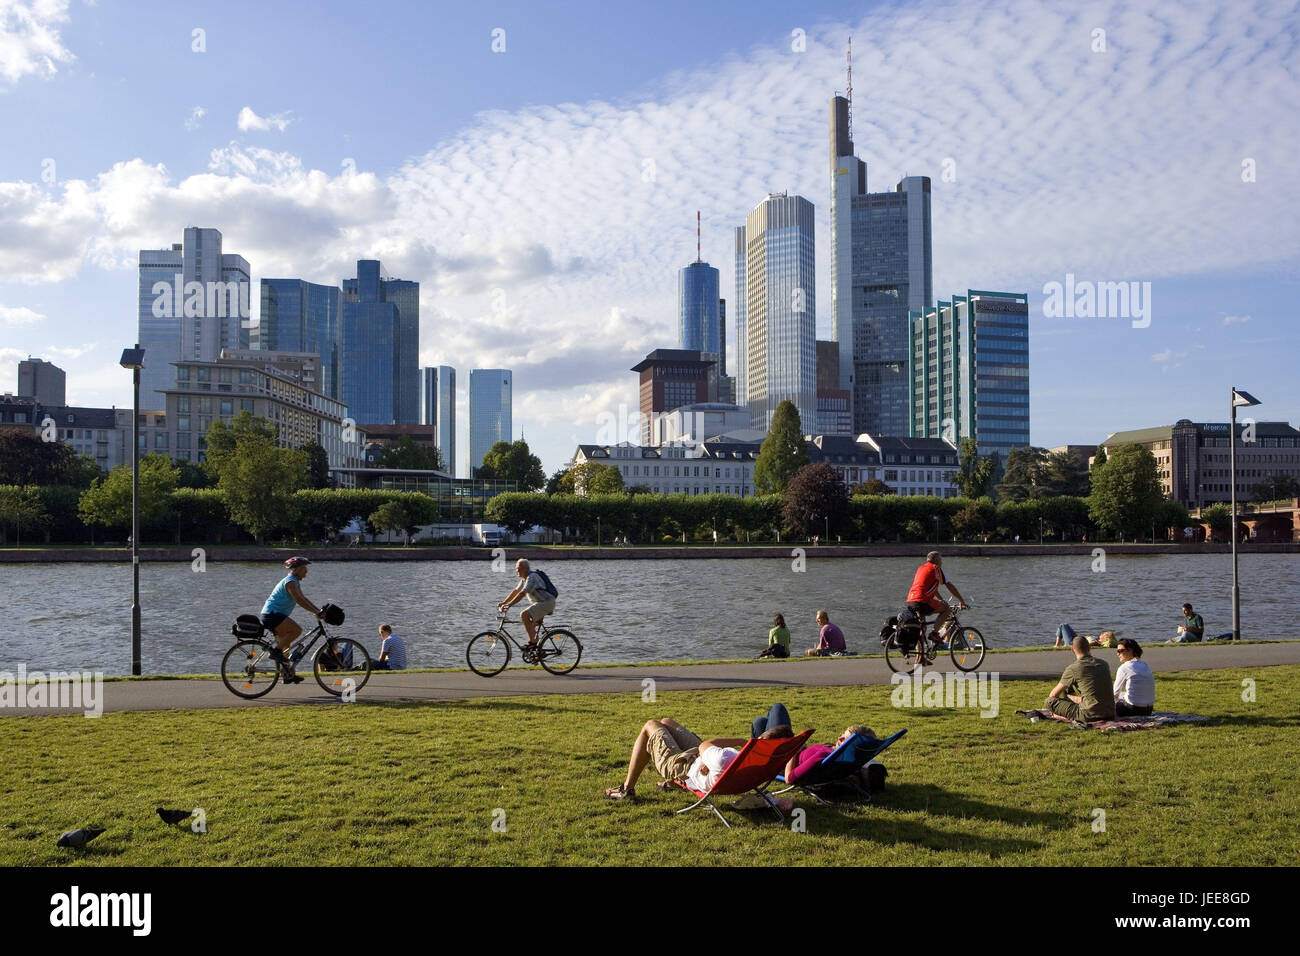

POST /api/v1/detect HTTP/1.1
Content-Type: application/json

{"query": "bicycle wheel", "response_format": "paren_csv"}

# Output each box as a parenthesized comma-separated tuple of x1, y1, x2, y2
(949, 626, 986, 672)
(313, 638, 373, 697)
(884, 632, 922, 675)
(538, 629, 582, 675)
(221, 640, 280, 699)
(467, 631, 511, 677)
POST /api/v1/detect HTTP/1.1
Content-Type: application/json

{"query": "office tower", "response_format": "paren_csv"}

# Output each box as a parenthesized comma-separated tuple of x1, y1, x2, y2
(258, 279, 343, 399)
(678, 261, 721, 355)
(829, 95, 932, 437)
(437, 365, 456, 477)
(420, 367, 438, 426)
(815, 340, 852, 436)
(733, 226, 747, 405)
(469, 369, 512, 475)
(138, 227, 251, 409)
(17, 358, 66, 406)
(631, 348, 715, 445)
(909, 290, 1030, 462)
(741, 192, 817, 432)
(341, 260, 420, 425)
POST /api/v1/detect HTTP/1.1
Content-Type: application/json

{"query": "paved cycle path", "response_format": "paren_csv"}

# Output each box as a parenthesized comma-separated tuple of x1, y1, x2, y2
(4, 642, 1297, 717)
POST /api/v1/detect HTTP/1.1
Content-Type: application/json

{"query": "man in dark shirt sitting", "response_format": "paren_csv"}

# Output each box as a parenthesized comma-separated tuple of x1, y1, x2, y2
(1044, 636, 1117, 723)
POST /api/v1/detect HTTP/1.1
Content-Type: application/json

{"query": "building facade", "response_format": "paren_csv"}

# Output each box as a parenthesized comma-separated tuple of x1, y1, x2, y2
(829, 96, 933, 437)
(420, 367, 438, 426)
(631, 348, 715, 445)
(909, 290, 1030, 462)
(1101, 420, 1300, 509)
(741, 192, 817, 432)
(815, 340, 853, 436)
(437, 365, 456, 477)
(257, 278, 343, 400)
(0, 396, 123, 471)
(468, 369, 512, 475)
(138, 227, 251, 410)
(17, 358, 66, 406)
(341, 260, 419, 425)
(571, 440, 760, 497)
(807, 433, 960, 498)
(733, 226, 748, 406)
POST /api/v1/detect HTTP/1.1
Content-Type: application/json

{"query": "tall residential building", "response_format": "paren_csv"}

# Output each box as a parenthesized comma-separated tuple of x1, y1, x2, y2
(17, 358, 66, 406)
(257, 279, 343, 399)
(138, 227, 251, 409)
(829, 95, 932, 437)
(420, 366, 438, 426)
(908, 290, 1030, 463)
(733, 226, 747, 405)
(468, 369, 512, 475)
(341, 260, 420, 425)
(437, 365, 456, 477)
(741, 192, 817, 432)
(631, 348, 715, 445)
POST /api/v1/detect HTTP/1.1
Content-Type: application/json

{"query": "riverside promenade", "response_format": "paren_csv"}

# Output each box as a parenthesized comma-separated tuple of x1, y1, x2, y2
(4, 642, 1296, 717)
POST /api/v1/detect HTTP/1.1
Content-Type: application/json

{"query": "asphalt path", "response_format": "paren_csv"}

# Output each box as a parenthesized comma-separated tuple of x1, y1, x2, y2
(3, 642, 1296, 717)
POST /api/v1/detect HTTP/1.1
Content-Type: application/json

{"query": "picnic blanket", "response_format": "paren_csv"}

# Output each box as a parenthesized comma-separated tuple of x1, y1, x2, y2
(1014, 709, 1211, 732)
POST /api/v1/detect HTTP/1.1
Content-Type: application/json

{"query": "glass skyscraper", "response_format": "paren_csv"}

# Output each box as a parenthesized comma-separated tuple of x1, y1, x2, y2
(678, 260, 721, 355)
(437, 365, 456, 477)
(137, 227, 250, 409)
(908, 290, 1030, 462)
(341, 260, 420, 425)
(420, 366, 438, 426)
(258, 278, 343, 400)
(829, 95, 932, 438)
(733, 226, 747, 406)
(741, 193, 817, 432)
(468, 369, 511, 476)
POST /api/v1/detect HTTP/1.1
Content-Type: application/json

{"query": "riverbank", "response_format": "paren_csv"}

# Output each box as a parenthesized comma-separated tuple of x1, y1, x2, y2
(0, 541, 1294, 562)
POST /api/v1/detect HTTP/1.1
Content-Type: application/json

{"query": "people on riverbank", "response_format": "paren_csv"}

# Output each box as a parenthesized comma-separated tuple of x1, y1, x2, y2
(497, 558, 559, 648)
(259, 556, 323, 685)
(1113, 638, 1155, 717)
(373, 624, 407, 670)
(1052, 624, 1116, 648)
(1170, 603, 1205, 643)
(758, 615, 791, 658)
(1044, 636, 1116, 723)
(905, 551, 968, 644)
(805, 610, 847, 656)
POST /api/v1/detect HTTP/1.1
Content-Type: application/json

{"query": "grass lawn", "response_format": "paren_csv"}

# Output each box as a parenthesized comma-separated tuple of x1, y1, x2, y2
(4, 665, 1298, 866)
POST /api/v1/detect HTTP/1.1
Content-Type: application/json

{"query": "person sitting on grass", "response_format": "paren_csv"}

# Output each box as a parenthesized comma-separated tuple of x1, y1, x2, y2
(758, 614, 791, 658)
(1169, 603, 1205, 643)
(1112, 638, 1155, 717)
(804, 610, 846, 656)
(604, 718, 791, 801)
(373, 624, 407, 670)
(1044, 636, 1117, 723)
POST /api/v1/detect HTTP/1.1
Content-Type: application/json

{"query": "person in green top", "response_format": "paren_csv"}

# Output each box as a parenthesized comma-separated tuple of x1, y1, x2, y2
(1044, 636, 1116, 722)
(758, 613, 791, 658)
(1169, 603, 1205, 643)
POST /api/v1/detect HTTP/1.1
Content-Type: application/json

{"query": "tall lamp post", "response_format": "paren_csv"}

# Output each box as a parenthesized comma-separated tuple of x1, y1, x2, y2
(1230, 387, 1261, 641)
(596, 515, 601, 548)
(120, 346, 146, 675)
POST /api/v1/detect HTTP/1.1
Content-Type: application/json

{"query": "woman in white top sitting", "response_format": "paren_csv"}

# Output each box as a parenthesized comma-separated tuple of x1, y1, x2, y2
(1113, 638, 1156, 717)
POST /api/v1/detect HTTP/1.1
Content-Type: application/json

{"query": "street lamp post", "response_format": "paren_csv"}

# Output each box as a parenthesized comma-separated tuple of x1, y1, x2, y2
(824, 515, 829, 543)
(596, 515, 601, 548)
(120, 345, 146, 675)
(1230, 388, 1261, 641)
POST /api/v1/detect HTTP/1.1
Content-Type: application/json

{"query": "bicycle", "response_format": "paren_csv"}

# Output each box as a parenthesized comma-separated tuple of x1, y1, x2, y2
(222, 604, 373, 699)
(466, 612, 582, 677)
(883, 599, 986, 674)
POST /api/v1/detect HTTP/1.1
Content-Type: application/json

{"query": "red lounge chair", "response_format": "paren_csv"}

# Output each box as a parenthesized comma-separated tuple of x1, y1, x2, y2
(674, 729, 814, 827)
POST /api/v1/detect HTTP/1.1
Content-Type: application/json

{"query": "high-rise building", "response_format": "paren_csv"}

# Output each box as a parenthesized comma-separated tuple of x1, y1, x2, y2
(138, 227, 251, 409)
(829, 96, 932, 437)
(741, 192, 817, 432)
(815, 340, 852, 436)
(678, 260, 721, 355)
(437, 365, 456, 477)
(420, 366, 438, 426)
(909, 290, 1030, 463)
(341, 260, 420, 425)
(17, 358, 66, 406)
(733, 226, 747, 405)
(468, 369, 512, 475)
(631, 348, 715, 445)
(257, 279, 343, 399)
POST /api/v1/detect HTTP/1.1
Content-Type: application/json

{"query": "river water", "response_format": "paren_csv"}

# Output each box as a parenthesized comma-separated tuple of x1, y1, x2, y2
(2, 553, 1295, 674)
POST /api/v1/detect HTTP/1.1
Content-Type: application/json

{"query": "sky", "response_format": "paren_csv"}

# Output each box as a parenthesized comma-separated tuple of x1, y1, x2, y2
(1, 0, 1297, 476)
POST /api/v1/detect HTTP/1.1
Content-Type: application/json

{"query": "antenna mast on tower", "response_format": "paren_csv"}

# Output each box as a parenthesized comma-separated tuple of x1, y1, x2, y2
(846, 36, 853, 140)
(696, 210, 701, 262)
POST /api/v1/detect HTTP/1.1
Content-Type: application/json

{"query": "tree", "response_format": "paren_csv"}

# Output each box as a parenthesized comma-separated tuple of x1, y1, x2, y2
(1202, 503, 1232, 539)
(78, 454, 179, 534)
(1091, 445, 1107, 472)
(753, 400, 809, 495)
(1088, 443, 1165, 539)
(954, 438, 996, 499)
(996, 446, 1048, 501)
(1043, 449, 1091, 497)
(377, 435, 443, 472)
(781, 462, 849, 538)
(204, 411, 278, 479)
(0, 485, 48, 545)
(368, 494, 439, 544)
(545, 468, 569, 495)
(1253, 474, 1300, 503)
(477, 439, 545, 490)
(0, 430, 100, 487)
(851, 478, 894, 496)
(561, 460, 624, 496)
(218, 437, 310, 544)
(951, 497, 997, 540)
(302, 441, 331, 488)
(174, 459, 214, 489)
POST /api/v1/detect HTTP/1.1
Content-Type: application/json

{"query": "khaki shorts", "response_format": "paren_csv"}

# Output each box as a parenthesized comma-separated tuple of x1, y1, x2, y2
(648, 723, 701, 780)
(524, 597, 556, 620)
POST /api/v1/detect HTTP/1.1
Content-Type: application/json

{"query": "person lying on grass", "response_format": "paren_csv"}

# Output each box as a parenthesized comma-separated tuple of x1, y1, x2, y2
(604, 718, 792, 801)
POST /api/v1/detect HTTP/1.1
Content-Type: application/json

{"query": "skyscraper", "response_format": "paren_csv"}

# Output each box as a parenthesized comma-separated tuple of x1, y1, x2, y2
(829, 95, 932, 437)
(138, 227, 251, 409)
(257, 278, 343, 399)
(420, 366, 438, 426)
(17, 358, 65, 406)
(741, 193, 817, 432)
(341, 260, 420, 425)
(909, 290, 1030, 462)
(437, 365, 456, 477)
(678, 260, 721, 355)
(733, 226, 747, 406)
(469, 369, 512, 476)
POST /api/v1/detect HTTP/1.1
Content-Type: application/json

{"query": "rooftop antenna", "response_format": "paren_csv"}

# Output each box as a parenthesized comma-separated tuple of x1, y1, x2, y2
(696, 210, 701, 262)
(846, 35, 853, 140)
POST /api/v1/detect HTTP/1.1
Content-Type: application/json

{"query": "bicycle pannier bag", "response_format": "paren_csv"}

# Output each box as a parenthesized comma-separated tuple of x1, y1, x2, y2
(232, 614, 264, 638)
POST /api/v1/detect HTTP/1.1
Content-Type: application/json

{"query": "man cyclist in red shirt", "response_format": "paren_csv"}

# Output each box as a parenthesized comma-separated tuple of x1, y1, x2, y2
(906, 551, 968, 649)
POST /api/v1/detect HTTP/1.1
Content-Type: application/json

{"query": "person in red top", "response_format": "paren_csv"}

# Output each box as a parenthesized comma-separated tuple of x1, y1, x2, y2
(906, 551, 968, 645)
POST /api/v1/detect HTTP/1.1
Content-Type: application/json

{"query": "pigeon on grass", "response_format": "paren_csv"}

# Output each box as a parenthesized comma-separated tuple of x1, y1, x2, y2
(156, 808, 194, 825)
(56, 827, 105, 848)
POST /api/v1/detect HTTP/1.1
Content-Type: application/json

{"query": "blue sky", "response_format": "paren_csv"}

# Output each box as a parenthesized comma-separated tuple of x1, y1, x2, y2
(1, 0, 1297, 475)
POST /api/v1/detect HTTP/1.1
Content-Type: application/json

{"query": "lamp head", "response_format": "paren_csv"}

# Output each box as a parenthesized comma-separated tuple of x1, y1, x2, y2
(119, 346, 146, 370)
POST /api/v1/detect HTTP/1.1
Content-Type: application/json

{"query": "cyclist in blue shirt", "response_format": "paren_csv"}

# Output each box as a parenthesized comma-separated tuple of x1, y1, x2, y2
(260, 556, 324, 684)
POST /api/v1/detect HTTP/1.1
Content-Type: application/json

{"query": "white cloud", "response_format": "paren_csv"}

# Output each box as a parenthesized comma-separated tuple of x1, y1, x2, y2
(0, 0, 74, 85)
(1222, 314, 1251, 325)
(184, 106, 205, 131)
(45, 342, 95, 359)
(1152, 348, 1188, 365)
(0, 346, 25, 388)
(0, 303, 44, 324)
(237, 106, 293, 132)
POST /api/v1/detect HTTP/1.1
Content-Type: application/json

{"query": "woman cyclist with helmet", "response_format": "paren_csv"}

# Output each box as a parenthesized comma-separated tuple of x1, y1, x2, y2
(260, 556, 324, 684)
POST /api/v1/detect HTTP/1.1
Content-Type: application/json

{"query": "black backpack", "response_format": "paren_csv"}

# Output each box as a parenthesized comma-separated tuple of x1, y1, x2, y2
(533, 568, 559, 599)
